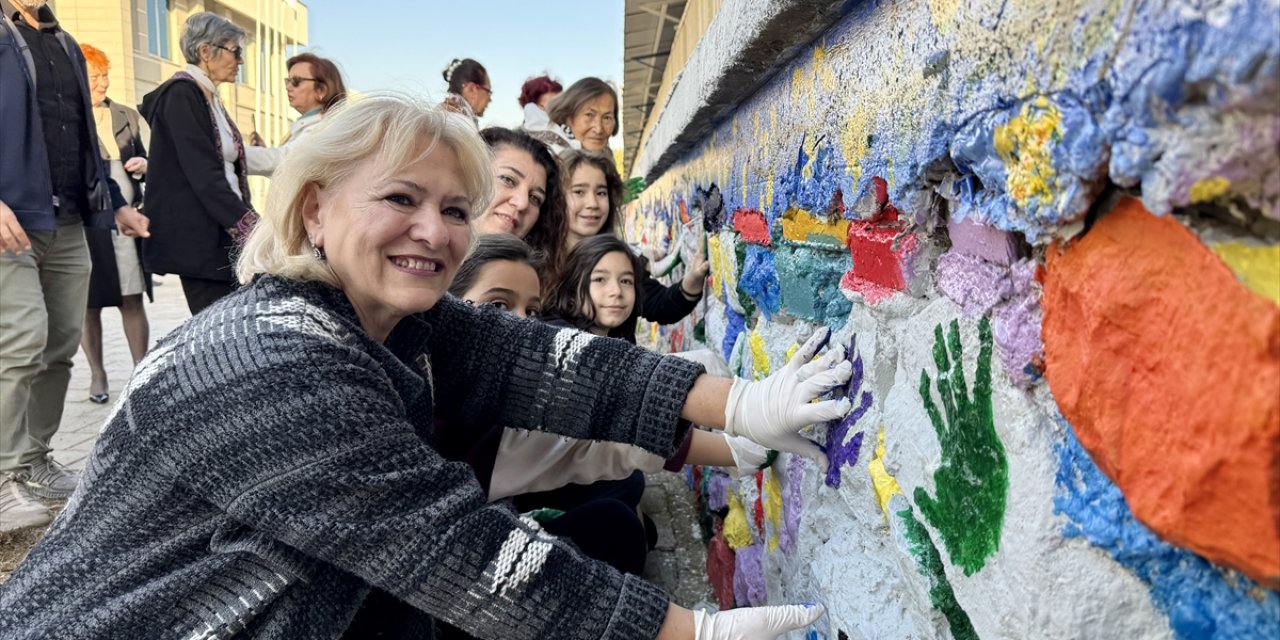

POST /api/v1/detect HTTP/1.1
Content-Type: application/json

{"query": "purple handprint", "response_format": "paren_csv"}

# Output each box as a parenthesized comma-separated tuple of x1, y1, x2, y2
(825, 335, 873, 488)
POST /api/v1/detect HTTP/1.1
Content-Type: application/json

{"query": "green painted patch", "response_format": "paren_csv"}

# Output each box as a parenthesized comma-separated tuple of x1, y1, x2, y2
(914, 316, 1008, 576)
(898, 505, 980, 640)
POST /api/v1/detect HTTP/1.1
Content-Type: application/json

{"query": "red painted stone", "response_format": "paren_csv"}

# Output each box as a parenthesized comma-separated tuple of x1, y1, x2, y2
(733, 209, 771, 246)
(840, 208, 919, 305)
(872, 176, 889, 208)
(707, 523, 737, 609)
(753, 472, 765, 533)
(1043, 196, 1280, 588)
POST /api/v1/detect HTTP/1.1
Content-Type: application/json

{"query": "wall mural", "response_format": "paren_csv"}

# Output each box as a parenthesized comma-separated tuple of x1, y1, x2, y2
(634, 0, 1280, 637)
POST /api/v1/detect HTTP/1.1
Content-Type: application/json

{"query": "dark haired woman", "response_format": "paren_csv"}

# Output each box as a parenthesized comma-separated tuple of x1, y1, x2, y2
(545, 77, 619, 153)
(475, 127, 570, 294)
(441, 57, 490, 126)
(246, 52, 349, 176)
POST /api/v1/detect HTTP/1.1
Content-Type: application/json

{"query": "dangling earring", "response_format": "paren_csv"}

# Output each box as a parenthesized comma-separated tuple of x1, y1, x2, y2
(308, 236, 325, 261)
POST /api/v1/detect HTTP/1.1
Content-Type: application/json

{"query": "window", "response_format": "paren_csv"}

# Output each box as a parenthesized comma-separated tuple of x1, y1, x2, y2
(146, 0, 170, 59)
(133, 0, 170, 58)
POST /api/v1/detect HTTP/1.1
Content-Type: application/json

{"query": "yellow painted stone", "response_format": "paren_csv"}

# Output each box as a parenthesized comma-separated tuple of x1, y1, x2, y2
(868, 428, 903, 518)
(994, 96, 1062, 207)
(1212, 242, 1280, 305)
(780, 208, 850, 245)
(764, 468, 784, 553)
(750, 319, 771, 380)
(785, 342, 799, 365)
(1189, 176, 1231, 203)
(724, 492, 754, 549)
(708, 235, 726, 301)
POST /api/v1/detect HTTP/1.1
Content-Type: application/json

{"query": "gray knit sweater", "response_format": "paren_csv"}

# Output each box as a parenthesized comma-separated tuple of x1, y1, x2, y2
(0, 276, 703, 639)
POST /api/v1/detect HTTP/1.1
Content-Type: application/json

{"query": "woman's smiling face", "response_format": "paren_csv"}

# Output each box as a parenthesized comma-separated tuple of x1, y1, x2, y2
(474, 146, 546, 238)
(303, 144, 473, 341)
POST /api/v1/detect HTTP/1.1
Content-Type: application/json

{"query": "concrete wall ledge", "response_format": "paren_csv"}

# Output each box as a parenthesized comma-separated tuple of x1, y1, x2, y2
(633, 0, 857, 183)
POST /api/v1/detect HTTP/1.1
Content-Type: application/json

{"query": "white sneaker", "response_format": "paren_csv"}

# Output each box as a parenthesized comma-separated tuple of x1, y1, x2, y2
(0, 475, 53, 533)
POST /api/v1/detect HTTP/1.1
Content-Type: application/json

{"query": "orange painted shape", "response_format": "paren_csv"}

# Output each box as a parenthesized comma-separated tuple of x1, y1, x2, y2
(1043, 196, 1280, 588)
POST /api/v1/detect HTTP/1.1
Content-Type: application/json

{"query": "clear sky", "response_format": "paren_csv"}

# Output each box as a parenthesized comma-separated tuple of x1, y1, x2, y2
(300, 0, 625, 141)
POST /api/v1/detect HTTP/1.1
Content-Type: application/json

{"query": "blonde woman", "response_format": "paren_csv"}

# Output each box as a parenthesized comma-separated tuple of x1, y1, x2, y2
(0, 94, 849, 640)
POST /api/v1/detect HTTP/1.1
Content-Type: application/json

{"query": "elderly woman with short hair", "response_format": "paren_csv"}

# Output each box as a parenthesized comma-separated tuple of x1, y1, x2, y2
(0, 94, 849, 640)
(140, 12, 257, 314)
(541, 77, 620, 153)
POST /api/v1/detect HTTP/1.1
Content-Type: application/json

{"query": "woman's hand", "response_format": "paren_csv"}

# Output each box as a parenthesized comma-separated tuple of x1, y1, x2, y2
(679, 238, 711, 299)
(695, 603, 825, 640)
(723, 327, 852, 470)
(114, 205, 150, 238)
(123, 157, 148, 175)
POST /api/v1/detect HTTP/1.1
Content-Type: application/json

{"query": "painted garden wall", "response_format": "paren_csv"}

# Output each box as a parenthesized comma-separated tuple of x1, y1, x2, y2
(627, 0, 1280, 637)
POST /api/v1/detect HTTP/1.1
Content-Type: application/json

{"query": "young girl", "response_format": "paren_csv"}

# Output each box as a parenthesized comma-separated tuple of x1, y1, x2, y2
(440, 235, 769, 573)
(544, 234, 644, 338)
(558, 150, 710, 339)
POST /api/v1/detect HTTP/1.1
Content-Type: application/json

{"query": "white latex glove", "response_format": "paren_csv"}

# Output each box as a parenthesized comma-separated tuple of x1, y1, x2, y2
(724, 327, 852, 471)
(726, 434, 771, 478)
(694, 603, 826, 640)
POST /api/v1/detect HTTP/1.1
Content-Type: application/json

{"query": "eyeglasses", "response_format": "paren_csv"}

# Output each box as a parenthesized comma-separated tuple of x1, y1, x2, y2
(212, 44, 243, 61)
(285, 76, 317, 88)
(468, 82, 492, 95)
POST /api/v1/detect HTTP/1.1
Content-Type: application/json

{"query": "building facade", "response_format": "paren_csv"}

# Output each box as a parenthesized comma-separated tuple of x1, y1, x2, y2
(52, 0, 308, 209)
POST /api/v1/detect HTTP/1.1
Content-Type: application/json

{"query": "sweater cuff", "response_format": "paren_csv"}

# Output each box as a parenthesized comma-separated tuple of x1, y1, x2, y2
(601, 573, 670, 640)
(663, 426, 695, 471)
(634, 355, 704, 456)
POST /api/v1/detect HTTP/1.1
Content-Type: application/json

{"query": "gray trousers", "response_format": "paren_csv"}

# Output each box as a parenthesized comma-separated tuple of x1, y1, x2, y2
(0, 224, 90, 475)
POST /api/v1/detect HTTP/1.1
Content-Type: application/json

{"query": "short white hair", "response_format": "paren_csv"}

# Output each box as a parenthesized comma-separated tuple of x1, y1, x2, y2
(236, 93, 493, 286)
(179, 13, 246, 65)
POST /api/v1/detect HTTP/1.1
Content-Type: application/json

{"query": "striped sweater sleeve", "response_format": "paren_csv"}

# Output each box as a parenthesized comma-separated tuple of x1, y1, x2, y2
(408, 296, 705, 457)
(172, 330, 670, 640)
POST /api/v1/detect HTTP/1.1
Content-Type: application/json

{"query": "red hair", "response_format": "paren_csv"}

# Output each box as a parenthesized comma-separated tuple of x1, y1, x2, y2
(80, 43, 110, 75)
(518, 75, 562, 107)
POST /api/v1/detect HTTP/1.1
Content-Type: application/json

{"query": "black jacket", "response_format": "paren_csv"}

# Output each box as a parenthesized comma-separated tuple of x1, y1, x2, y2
(0, 4, 124, 231)
(639, 273, 698, 325)
(139, 76, 250, 282)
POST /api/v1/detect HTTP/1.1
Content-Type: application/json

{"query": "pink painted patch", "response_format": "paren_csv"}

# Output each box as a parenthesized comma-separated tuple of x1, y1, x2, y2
(948, 216, 1023, 266)
(733, 209, 772, 246)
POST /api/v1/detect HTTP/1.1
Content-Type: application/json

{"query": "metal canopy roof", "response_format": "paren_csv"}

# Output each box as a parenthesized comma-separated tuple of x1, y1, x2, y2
(623, 0, 686, 177)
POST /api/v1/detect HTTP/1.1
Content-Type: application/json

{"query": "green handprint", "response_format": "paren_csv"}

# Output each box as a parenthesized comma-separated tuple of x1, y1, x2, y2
(914, 316, 1007, 576)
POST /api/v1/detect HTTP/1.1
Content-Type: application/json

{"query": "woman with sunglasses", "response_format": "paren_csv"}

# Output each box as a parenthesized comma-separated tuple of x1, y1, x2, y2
(440, 57, 491, 127)
(245, 53, 349, 176)
(139, 12, 257, 314)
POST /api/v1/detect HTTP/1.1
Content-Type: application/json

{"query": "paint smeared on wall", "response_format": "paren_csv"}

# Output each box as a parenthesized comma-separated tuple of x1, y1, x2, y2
(1043, 196, 1280, 587)
(898, 505, 981, 640)
(1212, 242, 1280, 305)
(824, 336, 872, 488)
(915, 317, 1008, 575)
(1054, 419, 1280, 639)
(628, 0, 1280, 634)
(868, 428, 902, 518)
